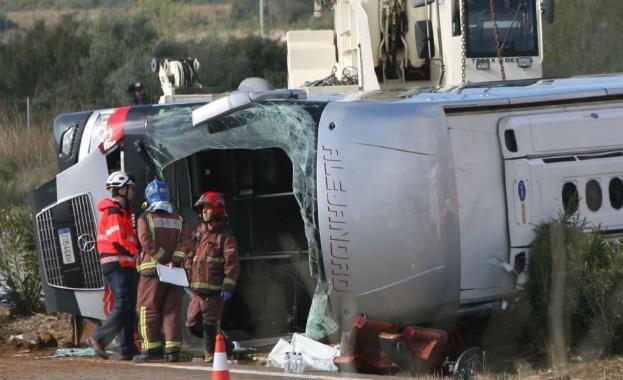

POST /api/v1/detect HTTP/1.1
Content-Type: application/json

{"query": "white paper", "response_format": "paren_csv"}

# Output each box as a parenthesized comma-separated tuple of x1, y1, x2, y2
(156, 264, 189, 287)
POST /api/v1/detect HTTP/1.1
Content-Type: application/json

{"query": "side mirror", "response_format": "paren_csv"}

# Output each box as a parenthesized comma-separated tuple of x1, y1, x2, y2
(412, 0, 434, 8)
(542, 0, 554, 23)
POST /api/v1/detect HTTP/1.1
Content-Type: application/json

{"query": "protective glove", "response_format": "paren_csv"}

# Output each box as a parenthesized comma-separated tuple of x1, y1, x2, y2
(220, 289, 233, 301)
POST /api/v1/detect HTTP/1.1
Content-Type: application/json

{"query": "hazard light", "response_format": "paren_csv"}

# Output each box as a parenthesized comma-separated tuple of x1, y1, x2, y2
(476, 59, 490, 70)
(517, 57, 532, 68)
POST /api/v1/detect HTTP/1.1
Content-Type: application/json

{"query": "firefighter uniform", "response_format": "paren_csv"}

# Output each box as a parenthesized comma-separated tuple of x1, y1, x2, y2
(136, 210, 193, 361)
(185, 219, 240, 360)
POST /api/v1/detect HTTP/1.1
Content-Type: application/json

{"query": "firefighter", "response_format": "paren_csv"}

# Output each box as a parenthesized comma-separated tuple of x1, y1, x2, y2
(88, 171, 139, 360)
(133, 180, 193, 363)
(185, 191, 240, 364)
(127, 82, 152, 105)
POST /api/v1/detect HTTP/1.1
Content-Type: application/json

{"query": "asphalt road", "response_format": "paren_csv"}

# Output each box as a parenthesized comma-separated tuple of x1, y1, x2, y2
(0, 356, 403, 380)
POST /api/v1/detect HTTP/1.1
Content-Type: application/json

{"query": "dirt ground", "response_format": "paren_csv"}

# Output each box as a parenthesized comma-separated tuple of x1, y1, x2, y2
(1, 306, 623, 379)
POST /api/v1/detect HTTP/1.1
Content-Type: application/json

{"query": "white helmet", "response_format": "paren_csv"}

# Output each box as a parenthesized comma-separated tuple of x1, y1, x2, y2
(106, 171, 135, 189)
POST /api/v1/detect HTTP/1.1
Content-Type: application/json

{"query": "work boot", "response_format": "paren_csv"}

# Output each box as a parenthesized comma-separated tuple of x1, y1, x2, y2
(204, 353, 214, 364)
(166, 351, 180, 362)
(87, 336, 109, 360)
(132, 351, 164, 363)
(119, 347, 140, 361)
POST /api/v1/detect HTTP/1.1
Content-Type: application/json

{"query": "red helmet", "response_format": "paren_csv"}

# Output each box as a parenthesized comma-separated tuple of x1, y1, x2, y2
(194, 191, 227, 217)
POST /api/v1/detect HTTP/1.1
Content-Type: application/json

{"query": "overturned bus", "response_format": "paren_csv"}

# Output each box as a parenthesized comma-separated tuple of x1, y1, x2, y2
(29, 73, 623, 358)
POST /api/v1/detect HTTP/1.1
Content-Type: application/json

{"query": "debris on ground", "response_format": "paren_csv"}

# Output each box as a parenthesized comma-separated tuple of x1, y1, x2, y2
(267, 333, 340, 372)
(39, 348, 103, 359)
(9, 333, 41, 345)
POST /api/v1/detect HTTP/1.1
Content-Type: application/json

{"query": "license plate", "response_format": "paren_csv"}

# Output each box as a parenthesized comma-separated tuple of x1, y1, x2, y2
(58, 228, 76, 265)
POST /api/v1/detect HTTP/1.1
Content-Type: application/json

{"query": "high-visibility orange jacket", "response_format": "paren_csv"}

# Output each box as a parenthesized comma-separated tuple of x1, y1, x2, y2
(96, 197, 138, 274)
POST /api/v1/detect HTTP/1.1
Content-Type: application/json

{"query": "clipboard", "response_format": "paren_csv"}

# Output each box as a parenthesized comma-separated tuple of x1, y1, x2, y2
(156, 264, 189, 287)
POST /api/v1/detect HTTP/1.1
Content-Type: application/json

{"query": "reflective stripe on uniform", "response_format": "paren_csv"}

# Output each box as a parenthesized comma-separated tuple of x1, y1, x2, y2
(99, 255, 135, 265)
(151, 218, 182, 230)
(190, 282, 221, 291)
(173, 250, 187, 260)
(140, 214, 182, 271)
(165, 341, 182, 349)
(138, 262, 157, 271)
(98, 232, 134, 242)
(153, 247, 165, 262)
(147, 213, 182, 239)
(138, 306, 163, 350)
(105, 225, 120, 236)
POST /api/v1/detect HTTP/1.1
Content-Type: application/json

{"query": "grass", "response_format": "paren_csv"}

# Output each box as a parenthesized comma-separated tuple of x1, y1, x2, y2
(3, 2, 332, 44)
(2, 3, 239, 46)
(0, 103, 58, 209)
(4, 3, 231, 28)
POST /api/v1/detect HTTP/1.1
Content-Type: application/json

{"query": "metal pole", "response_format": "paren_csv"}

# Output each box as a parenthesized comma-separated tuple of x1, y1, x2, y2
(26, 97, 31, 134)
(260, 0, 264, 38)
(212, 0, 216, 24)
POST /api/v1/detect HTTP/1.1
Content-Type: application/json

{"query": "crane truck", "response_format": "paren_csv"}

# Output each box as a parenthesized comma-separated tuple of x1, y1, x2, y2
(287, 0, 554, 92)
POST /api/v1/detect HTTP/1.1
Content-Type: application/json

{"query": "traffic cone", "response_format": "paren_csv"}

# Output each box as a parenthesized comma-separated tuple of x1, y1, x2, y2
(211, 334, 231, 380)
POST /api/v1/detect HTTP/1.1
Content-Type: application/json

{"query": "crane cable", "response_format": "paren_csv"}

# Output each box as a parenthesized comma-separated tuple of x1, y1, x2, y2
(460, 0, 467, 84)
(490, 0, 507, 80)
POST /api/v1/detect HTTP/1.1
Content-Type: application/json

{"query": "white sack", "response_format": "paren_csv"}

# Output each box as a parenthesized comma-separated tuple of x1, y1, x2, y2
(267, 333, 339, 372)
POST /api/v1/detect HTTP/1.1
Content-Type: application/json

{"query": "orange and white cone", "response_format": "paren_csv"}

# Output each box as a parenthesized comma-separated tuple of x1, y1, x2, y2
(211, 334, 231, 380)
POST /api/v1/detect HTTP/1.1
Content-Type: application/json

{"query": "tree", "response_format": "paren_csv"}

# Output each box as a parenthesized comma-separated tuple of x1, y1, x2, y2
(189, 36, 287, 91)
(0, 16, 91, 101)
(78, 15, 160, 106)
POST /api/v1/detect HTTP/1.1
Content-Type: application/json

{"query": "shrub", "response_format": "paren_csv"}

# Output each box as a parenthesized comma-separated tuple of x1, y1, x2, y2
(0, 206, 43, 316)
(526, 209, 623, 362)
(569, 235, 623, 356)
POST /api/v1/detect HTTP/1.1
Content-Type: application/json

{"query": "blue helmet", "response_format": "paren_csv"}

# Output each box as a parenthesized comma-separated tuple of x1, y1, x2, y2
(145, 180, 170, 204)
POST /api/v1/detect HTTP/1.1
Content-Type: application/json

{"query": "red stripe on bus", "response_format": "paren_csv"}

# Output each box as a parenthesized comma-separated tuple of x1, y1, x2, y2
(105, 107, 131, 149)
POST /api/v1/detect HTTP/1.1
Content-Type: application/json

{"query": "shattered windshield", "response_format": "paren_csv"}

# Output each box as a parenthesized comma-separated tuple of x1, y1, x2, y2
(142, 101, 328, 281)
(465, 0, 538, 57)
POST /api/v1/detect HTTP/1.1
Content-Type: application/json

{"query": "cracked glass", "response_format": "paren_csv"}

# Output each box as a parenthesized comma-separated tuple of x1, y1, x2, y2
(141, 100, 337, 337)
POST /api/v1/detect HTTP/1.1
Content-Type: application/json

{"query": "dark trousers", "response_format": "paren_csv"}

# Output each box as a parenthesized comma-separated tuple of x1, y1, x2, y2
(92, 267, 137, 355)
(186, 292, 224, 330)
(186, 293, 224, 355)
